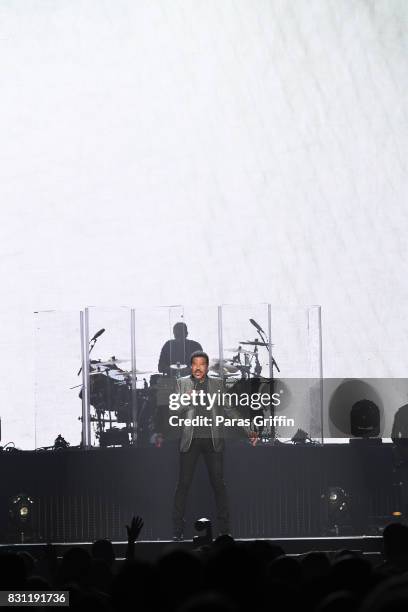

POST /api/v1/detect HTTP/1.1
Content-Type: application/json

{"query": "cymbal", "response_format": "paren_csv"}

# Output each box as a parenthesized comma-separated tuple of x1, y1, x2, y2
(90, 366, 152, 376)
(111, 369, 154, 376)
(240, 340, 272, 347)
(209, 359, 239, 375)
(98, 358, 130, 366)
(224, 347, 256, 356)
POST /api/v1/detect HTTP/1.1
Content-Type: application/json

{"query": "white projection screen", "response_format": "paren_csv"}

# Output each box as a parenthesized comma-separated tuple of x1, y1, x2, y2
(0, 1, 407, 449)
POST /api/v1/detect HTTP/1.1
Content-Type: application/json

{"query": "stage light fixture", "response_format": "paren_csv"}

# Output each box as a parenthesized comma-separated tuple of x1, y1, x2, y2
(10, 494, 33, 522)
(350, 400, 380, 438)
(54, 434, 69, 450)
(323, 486, 350, 535)
(193, 517, 213, 547)
(9, 493, 34, 542)
(291, 429, 309, 444)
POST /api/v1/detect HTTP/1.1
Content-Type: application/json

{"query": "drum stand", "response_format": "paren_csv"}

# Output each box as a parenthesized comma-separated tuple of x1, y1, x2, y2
(241, 327, 280, 442)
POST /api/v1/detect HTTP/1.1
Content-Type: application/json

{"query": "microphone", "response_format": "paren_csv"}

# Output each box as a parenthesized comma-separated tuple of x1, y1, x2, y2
(90, 328, 105, 342)
(249, 319, 264, 334)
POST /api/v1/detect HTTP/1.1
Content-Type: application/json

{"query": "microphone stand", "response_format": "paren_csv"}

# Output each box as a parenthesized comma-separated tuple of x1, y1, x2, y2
(253, 340, 262, 377)
(77, 336, 99, 377)
(251, 325, 280, 445)
(254, 327, 280, 377)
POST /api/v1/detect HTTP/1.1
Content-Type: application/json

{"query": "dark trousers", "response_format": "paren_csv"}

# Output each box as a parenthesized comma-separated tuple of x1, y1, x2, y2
(172, 437, 230, 534)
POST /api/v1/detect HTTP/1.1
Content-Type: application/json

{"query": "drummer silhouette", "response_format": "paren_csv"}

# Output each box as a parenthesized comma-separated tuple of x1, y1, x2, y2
(158, 322, 202, 376)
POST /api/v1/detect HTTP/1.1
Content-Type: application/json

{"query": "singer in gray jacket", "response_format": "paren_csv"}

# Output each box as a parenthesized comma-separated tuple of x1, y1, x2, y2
(171, 350, 254, 540)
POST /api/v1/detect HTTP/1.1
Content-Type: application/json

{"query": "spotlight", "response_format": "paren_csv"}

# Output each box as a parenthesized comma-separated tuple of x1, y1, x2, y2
(322, 487, 350, 535)
(350, 400, 380, 438)
(9, 494, 34, 543)
(193, 518, 213, 547)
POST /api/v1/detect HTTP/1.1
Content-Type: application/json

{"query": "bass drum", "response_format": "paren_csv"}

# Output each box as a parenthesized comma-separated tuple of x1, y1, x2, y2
(78, 372, 110, 413)
(82, 369, 132, 416)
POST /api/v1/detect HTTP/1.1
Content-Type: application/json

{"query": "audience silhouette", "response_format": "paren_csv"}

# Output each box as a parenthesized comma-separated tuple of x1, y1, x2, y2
(1, 517, 408, 611)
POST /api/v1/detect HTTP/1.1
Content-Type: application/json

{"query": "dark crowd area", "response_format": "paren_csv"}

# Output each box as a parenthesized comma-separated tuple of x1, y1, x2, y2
(2, 519, 408, 611)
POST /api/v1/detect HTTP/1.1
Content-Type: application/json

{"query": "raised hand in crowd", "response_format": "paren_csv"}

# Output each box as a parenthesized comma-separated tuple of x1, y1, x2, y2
(125, 516, 144, 561)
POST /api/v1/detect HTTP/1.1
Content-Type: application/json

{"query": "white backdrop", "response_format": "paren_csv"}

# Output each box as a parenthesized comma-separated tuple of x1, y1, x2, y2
(0, 0, 407, 448)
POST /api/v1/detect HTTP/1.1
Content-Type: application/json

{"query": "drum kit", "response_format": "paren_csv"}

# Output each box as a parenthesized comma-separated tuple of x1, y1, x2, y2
(78, 326, 280, 446)
(78, 357, 156, 446)
(209, 339, 277, 381)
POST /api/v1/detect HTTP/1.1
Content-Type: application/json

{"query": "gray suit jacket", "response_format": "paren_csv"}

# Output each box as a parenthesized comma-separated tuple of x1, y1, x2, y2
(172, 376, 250, 452)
